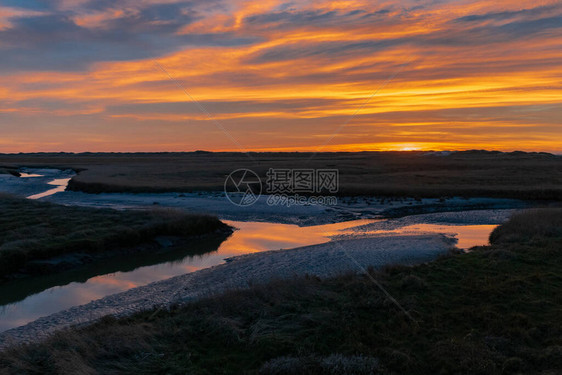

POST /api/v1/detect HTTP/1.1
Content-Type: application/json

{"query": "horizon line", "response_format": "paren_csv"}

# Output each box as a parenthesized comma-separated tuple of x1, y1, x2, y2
(1, 149, 560, 156)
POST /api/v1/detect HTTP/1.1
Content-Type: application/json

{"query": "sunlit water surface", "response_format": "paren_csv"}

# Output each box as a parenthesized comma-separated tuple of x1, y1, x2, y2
(0, 219, 496, 332)
(27, 178, 72, 199)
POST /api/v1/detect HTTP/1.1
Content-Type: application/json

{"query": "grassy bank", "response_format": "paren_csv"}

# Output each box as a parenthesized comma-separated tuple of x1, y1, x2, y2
(1, 150, 561, 199)
(0, 168, 19, 177)
(1, 209, 561, 374)
(0, 195, 230, 279)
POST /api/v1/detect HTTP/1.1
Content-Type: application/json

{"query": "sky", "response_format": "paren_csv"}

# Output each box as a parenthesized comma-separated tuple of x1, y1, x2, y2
(0, 0, 561, 153)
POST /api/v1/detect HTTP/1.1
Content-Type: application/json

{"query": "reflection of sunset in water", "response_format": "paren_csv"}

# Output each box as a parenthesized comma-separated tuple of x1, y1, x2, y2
(218, 219, 374, 256)
(27, 178, 72, 200)
(88, 277, 140, 290)
(368, 224, 497, 250)
(0, 219, 497, 332)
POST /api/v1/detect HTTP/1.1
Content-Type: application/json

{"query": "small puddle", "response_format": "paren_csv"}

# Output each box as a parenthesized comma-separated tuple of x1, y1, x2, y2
(352, 223, 497, 249)
(19, 173, 43, 178)
(27, 178, 72, 200)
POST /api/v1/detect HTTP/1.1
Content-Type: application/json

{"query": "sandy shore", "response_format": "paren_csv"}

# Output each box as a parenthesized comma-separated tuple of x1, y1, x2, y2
(0, 233, 454, 348)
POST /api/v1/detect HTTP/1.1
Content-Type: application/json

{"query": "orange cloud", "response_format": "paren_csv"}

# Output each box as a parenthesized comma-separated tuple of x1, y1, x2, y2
(0, 0, 561, 152)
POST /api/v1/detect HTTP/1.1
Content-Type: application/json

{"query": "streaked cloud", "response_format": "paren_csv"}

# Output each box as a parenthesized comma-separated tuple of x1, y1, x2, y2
(0, 0, 561, 152)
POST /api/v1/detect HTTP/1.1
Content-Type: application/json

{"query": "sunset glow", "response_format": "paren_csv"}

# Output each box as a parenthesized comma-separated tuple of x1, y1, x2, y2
(0, 0, 561, 152)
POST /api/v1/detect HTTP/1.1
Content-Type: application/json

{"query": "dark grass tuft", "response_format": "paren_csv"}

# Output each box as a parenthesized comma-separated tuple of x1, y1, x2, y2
(489, 208, 562, 244)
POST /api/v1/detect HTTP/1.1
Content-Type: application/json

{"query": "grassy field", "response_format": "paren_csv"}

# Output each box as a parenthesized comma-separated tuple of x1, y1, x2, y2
(1, 150, 561, 199)
(0, 195, 230, 279)
(1, 208, 561, 374)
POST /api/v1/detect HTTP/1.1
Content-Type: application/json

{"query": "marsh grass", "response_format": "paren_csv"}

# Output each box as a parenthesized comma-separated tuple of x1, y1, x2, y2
(0, 195, 229, 278)
(1, 151, 561, 199)
(1, 209, 561, 374)
(489, 208, 562, 243)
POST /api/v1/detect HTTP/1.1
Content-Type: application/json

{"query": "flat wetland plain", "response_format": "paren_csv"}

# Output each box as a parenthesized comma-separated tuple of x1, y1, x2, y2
(1, 150, 561, 199)
(0, 151, 561, 374)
